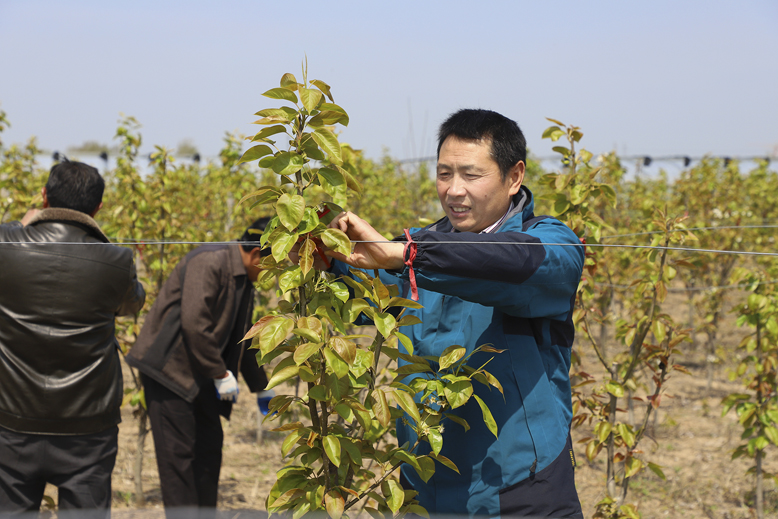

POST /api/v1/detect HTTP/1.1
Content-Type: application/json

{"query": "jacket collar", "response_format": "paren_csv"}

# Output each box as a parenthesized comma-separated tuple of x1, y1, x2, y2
(27, 208, 110, 243)
(228, 243, 249, 278)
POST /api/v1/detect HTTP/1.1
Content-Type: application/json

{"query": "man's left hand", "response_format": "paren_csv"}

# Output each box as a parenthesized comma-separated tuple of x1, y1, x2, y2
(326, 211, 405, 270)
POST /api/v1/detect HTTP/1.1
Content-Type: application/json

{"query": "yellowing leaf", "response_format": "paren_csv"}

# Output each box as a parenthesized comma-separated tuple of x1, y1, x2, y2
(473, 394, 498, 438)
(262, 87, 299, 103)
(312, 128, 342, 165)
(371, 388, 391, 427)
(237, 145, 273, 165)
(438, 345, 466, 371)
(323, 435, 341, 467)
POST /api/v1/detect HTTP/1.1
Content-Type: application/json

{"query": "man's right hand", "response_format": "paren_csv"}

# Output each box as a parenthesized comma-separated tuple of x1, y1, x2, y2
(214, 370, 239, 402)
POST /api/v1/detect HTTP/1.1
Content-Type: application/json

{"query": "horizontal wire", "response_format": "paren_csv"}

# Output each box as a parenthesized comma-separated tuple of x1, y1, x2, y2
(2, 239, 778, 258)
(602, 224, 778, 240)
(594, 280, 778, 292)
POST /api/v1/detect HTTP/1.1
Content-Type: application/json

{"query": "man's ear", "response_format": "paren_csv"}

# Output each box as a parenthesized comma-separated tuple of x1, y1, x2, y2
(250, 247, 263, 265)
(41, 187, 50, 208)
(507, 160, 525, 196)
(89, 202, 103, 218)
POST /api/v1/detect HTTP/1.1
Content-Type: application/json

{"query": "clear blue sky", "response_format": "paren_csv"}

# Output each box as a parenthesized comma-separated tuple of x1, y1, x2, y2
(1, 0, 776, 165)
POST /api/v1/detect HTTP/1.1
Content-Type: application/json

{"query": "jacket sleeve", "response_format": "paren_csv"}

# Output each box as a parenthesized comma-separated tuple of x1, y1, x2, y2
(240, 343, 268, 392)
(116, 260, 146, 316)
(179, 254, 229, 379)
(396, 218, 584, 319)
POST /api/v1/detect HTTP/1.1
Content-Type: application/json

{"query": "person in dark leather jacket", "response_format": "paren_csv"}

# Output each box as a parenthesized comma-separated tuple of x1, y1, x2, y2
(0, 159, 146, 515)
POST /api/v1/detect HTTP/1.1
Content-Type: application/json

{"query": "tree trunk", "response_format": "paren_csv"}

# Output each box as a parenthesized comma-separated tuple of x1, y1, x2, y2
(134, 408, 149, 506)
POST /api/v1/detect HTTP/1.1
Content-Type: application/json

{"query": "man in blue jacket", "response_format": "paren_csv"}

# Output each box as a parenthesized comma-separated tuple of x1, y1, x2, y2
(327, 109, 584, 518)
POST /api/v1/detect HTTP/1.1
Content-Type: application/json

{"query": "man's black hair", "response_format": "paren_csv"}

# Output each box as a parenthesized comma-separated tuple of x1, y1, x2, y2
(45, 159, 105, 215)
(240, 217, 272, 256)
(436, 109, 527, 180)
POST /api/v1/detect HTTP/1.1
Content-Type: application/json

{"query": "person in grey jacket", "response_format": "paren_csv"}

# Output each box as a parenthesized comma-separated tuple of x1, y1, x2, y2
(0, 159, 146, 515)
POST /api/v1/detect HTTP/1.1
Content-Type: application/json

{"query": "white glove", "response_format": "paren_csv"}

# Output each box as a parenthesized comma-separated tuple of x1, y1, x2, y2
(214, 370, 239, 402)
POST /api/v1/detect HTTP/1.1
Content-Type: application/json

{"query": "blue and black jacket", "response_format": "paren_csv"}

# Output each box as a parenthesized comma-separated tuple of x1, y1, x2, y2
(331, 186, 584, 517)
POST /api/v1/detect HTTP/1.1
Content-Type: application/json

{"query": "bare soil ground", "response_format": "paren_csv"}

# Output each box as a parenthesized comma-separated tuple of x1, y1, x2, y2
(42, 290, 778, 518)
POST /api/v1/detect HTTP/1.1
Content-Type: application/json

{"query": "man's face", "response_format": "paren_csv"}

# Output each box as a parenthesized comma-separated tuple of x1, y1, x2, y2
(436, 136, 524, 233)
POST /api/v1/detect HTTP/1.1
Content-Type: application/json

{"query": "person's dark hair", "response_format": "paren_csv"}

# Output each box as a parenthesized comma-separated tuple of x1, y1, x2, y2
(436, 109, 527, 180)
(45, 159, 105, 214)
(240, 217, 272, 255)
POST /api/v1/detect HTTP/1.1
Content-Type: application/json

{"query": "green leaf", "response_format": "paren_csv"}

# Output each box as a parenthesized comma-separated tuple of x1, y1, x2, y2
(251, 124, 288, 142)
(309, 110, 350, 128)
(542, 126, 565, 142)
(390, 388, 421, 425)
(298, 208, 320, 234)
(312, 128, 342, 165)
(431, 453, 460, 473)
(277, 193, 306, 230)
(299, 87, 323, 112)
(647, 462, 666, 480)
(318, 167, 347, 201)
(383, 479, 404, 514)
(342, 299, 370, 324)
(764, 426, 778, 446)
(374, 311, 397, 338)
(417, 455, 436, 483)
(256, 316, 295, 356)
(307, 385, 327, 401)
(298, 237, 315, 276)
(397, 315, 422, 327)
(280, 73, 298, 89)
(351, 349, 373, 378)
(272, 152, 305, 177)
(238, 186, 282, 208)
(443, 380, 473, 409)
(386, 297, 424, 310)
(267, 363, 299, 390)
(619, 503, 640, 519)
(605, 380, 625, 397)
(426, 429, 443, 456)
(595, 421, 612, 443)
(322, 347, 349, 379)
(473, 394, 498, 438)
(262, 87, 299, 103)
(618, 423, 636, 447)
(237, 145, 273, 165)
(320, 228, 351, 256)
(392, 449, 421, 473)
(281, 429, 305, 457)
(327, 281, 350, 303)
(271, 230, 300, 263)
(293, 341, 323, 365)
(444, 413, 470, 432)
(438, 345, 466, 371)
(395, 332, 414, 354)
(323, 435, 341, 467)
(624, 455, 643, 478)
(311, 79, 334, 102)
(255, 106, 297, 122)
(279, 264, 312, 292)
(371, 388, 391, 427)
